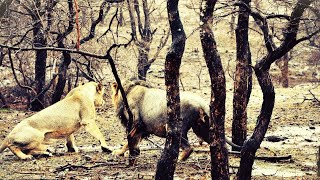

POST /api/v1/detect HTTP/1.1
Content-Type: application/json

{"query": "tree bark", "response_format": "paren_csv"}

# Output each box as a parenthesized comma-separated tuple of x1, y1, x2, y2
(200, 0, 229, 179)
(155, 0, 186, 179)
(232, 0, 251, 151)
(127, 0, 153, 80)
(275, 53, 289, 88)
(52, 0, 75, 104)
(51, 49, 72, 104)
(0, 0, 13, 18)
(236, 0, 314, 179)
(30, 0, 48, 111)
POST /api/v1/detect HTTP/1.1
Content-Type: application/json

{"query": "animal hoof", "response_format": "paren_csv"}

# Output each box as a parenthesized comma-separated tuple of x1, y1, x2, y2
(178, 148, 193, 161)
(101, 146, 112, 153)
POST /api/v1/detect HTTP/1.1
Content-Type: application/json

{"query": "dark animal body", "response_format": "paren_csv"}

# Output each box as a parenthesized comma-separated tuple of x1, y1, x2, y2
(111, 79, 217, 161)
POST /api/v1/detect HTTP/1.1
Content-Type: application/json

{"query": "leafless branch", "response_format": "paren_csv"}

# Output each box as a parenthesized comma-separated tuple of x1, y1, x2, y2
(8, 49, 36, 94)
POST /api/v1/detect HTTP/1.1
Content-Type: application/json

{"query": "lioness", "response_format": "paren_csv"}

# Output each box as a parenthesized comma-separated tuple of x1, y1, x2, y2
(0, 82, 111, 160)
(111, 79, 220, 161)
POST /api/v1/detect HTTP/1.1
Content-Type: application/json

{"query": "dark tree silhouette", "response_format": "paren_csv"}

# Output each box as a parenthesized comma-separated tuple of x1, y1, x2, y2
(200, 0, 229, 179)
(52, 0, 75, 104)
(0, 0, 13, 18)
(127, 0, 169, 80)
(29, 0, 50, 111)
(236, 0, 317, 179)
(232, 0, 251, 151)
(155, 0, 186, 179)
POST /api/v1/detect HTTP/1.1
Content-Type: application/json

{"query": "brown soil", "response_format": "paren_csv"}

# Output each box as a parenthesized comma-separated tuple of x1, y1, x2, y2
(0, 1, 319, 179)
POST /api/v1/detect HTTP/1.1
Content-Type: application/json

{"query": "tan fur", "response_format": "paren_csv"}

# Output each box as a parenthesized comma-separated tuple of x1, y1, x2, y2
(0, 82, 111, 160)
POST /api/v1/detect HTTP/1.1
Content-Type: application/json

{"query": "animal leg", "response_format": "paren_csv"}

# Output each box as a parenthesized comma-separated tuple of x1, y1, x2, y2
(112, 143, 128, 156)
(8, 145, 33, 160)
(178, 130, 193, 161)
(28, 144, 52, 158)
(83, 122, 111, 153)
(112, 132, 143, 156)
(66, 134, 78, 153)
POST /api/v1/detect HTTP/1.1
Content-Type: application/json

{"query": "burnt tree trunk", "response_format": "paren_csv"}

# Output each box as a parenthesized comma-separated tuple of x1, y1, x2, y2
(155, 0, 186, 179)
(0, 0, 13, 18)
(200, 0, 229, 179)
(30, 0, 48, 111)
(0, 92, 8, 108)
(127, 0, 153, 80)
(0, 47, 4, 65)
(52, 1, 75, 104)
(236, 0, 314, 179)
(51, 50, 72, 104)
(275, 52, 289, 87)
(232, 0, 251, 151)
(137, 42, 151, 80)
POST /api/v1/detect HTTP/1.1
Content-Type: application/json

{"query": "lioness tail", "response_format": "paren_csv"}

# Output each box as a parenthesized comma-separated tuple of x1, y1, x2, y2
(0, 138, 8, 153)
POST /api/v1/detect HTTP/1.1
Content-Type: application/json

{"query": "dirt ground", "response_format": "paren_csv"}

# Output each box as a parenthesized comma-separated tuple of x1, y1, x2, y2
(0, 1, 320, 179)
(0, 60, 319, 179)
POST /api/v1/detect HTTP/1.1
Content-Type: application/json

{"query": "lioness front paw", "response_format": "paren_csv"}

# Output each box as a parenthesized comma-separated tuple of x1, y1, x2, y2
(112, 149, 125, 156)
(101, 146, 112, 153)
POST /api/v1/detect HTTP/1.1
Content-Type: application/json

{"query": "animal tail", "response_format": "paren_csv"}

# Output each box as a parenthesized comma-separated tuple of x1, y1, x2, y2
(225, 138, 242, 149)
(0, 138, 8, 153)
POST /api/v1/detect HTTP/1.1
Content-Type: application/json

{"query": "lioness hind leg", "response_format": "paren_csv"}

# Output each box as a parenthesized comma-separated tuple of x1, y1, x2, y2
(28, 144, 52, 158)
(8, 146, 33, 160)
(66, 134, 78, 153)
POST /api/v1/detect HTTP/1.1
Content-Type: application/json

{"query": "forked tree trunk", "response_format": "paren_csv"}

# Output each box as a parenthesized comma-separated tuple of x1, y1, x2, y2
(52, 1, 75, 104)
(200, 0, 229, 179)
(155, 0, 186, 179)
(127, 0, 153, 80)
(232, 0, 251, 151)
(51, 50, 72, 104)
(236, 0, 314, 178)
(137, 43, 151, 80)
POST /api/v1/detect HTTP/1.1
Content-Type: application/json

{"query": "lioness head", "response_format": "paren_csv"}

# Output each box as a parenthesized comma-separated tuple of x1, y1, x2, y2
(67, 82, 105, 107)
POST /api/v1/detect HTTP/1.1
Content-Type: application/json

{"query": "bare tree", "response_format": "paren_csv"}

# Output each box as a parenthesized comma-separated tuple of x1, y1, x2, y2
(232, 0, 251, 151)
(235, 0, 318, 179)
(0, 0, 13, 18)
(127, 0, 169, 80)
(155, 0, 186, 179)
(51, 0, 75, 104)
(28, 0, 50, 111)
(200, 0, 229, 179)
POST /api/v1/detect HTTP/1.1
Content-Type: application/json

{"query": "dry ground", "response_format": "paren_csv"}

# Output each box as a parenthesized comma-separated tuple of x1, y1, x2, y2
(0, 1, 319, 179)
(0, 63, 319, 179)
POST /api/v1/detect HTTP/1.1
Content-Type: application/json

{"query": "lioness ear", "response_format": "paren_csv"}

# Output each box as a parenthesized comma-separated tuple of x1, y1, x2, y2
(96, 83, 104, 93)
